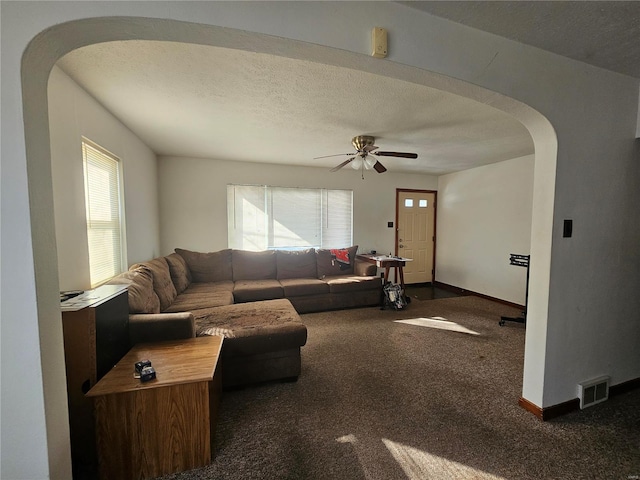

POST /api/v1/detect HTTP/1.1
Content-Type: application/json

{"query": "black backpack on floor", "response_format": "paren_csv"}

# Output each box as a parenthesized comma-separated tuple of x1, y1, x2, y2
(383, 283, 407, 310)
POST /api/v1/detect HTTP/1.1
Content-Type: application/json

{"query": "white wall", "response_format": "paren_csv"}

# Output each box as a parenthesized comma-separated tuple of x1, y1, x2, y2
(48, 66, 160, 291)
(436, 155, 534, 304)
(159, 156, 437, 257)
(2, 3, 639, 478)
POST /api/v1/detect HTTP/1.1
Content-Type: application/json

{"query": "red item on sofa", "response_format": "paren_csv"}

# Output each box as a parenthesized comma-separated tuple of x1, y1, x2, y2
(330, 248, 351, 270)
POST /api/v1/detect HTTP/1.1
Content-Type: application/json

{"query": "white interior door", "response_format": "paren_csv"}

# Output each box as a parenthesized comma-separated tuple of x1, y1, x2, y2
(397, 190, 436, 284)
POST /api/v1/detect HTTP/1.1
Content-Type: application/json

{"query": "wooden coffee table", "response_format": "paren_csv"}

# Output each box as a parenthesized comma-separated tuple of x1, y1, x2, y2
(86, 336, 223, 480)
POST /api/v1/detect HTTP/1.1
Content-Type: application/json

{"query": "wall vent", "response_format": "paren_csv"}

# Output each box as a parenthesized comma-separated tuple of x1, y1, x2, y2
(577, 376, 610, 409)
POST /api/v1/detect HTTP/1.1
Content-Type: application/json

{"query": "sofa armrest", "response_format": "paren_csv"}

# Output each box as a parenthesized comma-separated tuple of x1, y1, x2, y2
(129, 312, 196, 345)
(354, 259, 378, 276)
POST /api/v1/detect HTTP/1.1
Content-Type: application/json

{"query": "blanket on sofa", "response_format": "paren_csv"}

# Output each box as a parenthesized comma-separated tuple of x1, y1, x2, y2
(330, 248, 351, 270)
(194, 299, 304, 339)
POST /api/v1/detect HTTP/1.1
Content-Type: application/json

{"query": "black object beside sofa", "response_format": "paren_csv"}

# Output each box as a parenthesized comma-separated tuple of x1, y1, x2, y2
(109, 246, 381, 387)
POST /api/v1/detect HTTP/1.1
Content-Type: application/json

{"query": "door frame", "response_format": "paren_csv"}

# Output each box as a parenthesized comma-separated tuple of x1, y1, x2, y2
(395, 188, 438, 284)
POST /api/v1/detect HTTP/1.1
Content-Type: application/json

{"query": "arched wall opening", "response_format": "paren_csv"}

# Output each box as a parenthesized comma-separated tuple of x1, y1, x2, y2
(21, 16, 557, 474)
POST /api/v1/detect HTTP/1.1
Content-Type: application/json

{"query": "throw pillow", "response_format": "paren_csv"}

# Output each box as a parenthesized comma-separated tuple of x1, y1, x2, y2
(316, 245, 358, 278)
(136, 257, 177, 312)
(164, 252, 192, 294)
(175, 248, 233, 283)
(276, 248, 317, 279)
(110, 265, 161, 314)
(232, 249, 277, 281)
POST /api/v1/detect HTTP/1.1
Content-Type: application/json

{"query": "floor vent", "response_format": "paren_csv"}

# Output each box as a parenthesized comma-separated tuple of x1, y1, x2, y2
(577, 376, 610, 409)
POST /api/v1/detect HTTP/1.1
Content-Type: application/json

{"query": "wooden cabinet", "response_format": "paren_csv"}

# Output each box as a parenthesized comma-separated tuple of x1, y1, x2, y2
(61, 284, 129, 479)
(87, 337, 223, 480)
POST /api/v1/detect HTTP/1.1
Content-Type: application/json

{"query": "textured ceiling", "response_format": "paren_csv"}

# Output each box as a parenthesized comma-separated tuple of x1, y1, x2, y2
(54, 1, 640, 176)
(405, 1, 640, 79)
(57, 40, 533, 176)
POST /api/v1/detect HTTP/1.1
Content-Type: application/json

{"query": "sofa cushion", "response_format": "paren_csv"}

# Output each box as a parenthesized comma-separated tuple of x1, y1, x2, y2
(276, 248, 317, 279)
(164, 289, 234, 312)
(316, 245, 358, 278)
(322, 275, 381, 294)
(232, 250, 277, 281)
(354, 259, 378, 277)
(164, 253, 192, 294)
(175, 248, 233, 283)
(109, 265, 161, 314)
(233, 279, 284, 303)
(167, 281, 235, 312)
(279, 278, 330, 297)
(136, 257, 177, 312)
(129, 312, 195, 345)
(193, 299, 307, 356)
(182, 281, 235, 294)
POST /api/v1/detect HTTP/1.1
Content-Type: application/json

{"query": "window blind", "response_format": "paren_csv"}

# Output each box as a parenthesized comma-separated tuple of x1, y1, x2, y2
(82, 140, 125, 287)
(228, 185, 352, 251)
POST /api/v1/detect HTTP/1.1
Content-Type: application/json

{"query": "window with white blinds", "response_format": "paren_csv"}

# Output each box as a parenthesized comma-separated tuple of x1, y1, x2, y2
(227, 185, 353, 251)
(82, 139, 126, 287)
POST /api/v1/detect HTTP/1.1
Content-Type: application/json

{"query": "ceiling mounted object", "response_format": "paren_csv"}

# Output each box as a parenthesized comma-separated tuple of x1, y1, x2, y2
(315, 136, 418, 176)
(57, 40, 535, 175)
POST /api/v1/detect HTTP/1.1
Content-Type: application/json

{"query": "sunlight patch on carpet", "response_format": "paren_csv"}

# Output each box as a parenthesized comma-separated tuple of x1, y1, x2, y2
(383, 438, 506, 480)
(394, 317, 480, 335)
(336, 434, 357, 444)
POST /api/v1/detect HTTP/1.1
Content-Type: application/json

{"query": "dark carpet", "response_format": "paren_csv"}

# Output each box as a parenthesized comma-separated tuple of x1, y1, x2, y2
(158, 296, 640, 480)
(404, 284, 465, 301)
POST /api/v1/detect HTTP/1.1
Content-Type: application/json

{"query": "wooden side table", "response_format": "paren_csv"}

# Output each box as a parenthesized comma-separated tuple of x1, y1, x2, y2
(357, 254, 412, 291)
(87, 336, 223, 480)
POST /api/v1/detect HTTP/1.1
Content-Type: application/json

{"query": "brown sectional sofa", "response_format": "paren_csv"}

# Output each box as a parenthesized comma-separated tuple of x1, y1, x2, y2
(110, 246, 381, 387)
(169, 246, 381, 312)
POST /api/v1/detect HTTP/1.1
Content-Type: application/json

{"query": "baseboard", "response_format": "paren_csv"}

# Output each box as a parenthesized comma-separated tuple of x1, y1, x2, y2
(433, 281, 524, 310)
(518, 397, 543, 419)
(519, 397, 580, 421)
(405, 282, 433, 288)
(519, 376, 640, 421)
(610, 376, 640, 396)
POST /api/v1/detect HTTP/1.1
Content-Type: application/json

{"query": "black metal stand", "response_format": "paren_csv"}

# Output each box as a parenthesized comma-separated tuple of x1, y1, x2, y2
(499, 254, 530, 327)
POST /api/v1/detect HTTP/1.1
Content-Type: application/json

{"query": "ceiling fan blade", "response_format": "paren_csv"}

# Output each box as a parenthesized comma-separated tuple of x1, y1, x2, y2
(374, 151, 418, 159)
(313, 153, 352, 159)
(330, 156, 356, 172)
(363, 145, 379, 153)
(373, 161, 387, 173)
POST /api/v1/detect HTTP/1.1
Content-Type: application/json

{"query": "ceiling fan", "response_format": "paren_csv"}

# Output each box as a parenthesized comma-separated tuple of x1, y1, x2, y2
(315, 135, 418, 174)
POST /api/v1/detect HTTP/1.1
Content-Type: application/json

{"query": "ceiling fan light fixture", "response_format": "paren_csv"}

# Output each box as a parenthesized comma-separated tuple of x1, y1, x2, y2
(321, 135, 416, 175)
(364, 156, 376, 170)
(352, 135, 376, 151)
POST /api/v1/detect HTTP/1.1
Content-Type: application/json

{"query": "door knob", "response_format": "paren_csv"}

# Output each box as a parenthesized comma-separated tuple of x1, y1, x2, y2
(399, 244, 405, 248)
